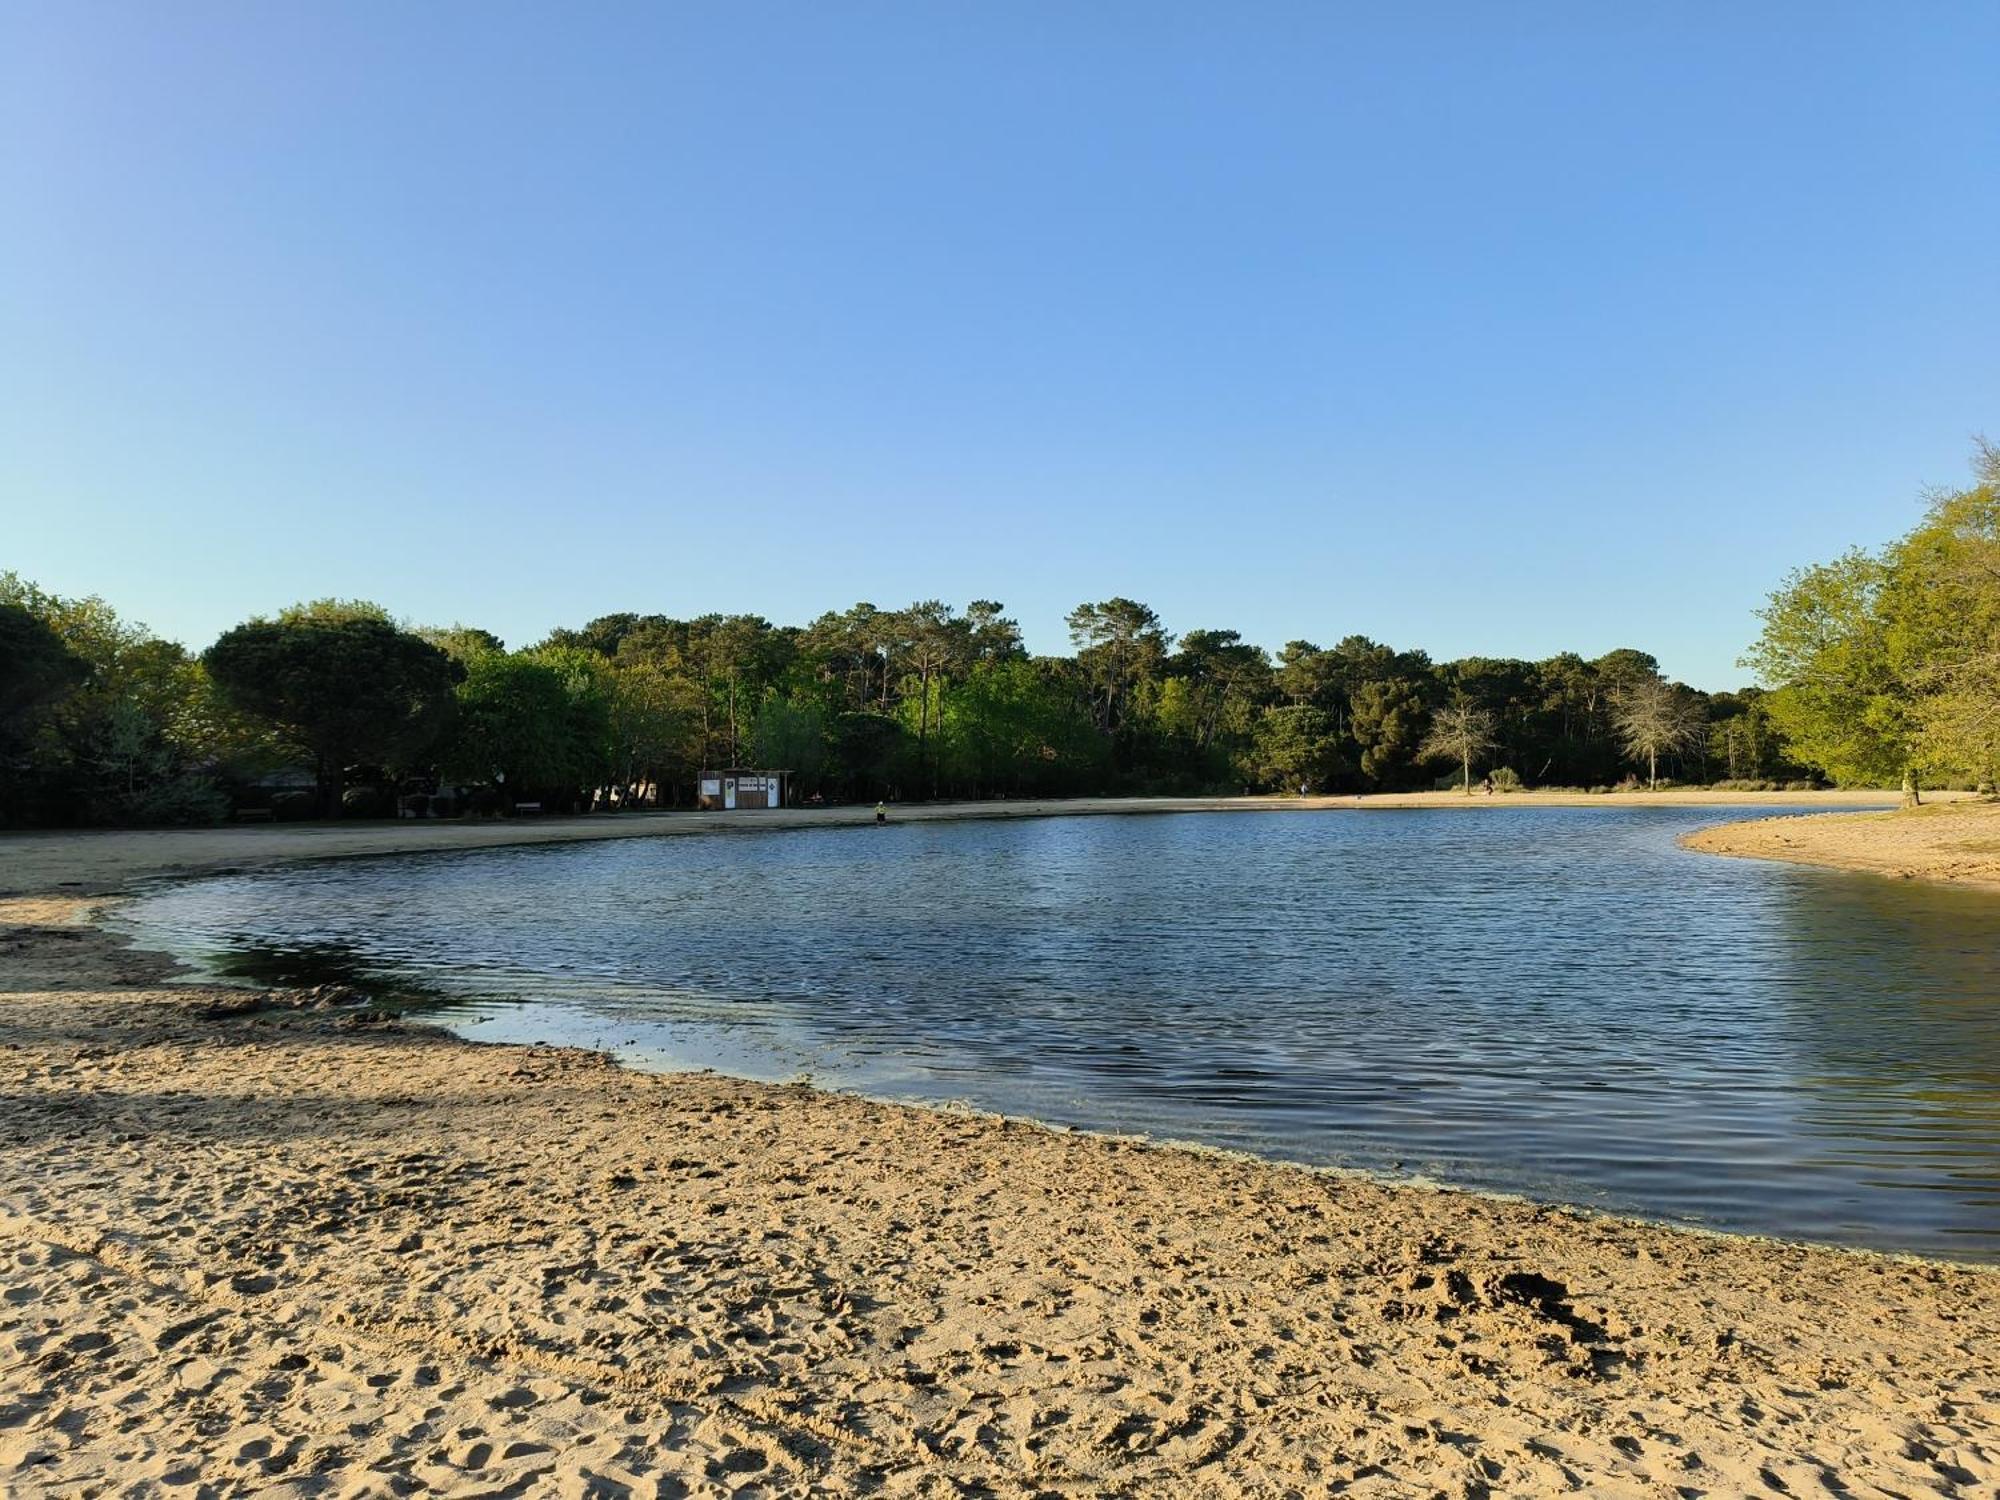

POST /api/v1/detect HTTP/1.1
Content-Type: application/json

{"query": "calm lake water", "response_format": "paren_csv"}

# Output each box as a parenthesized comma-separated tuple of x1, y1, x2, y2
(114, 808, 2000, 1260)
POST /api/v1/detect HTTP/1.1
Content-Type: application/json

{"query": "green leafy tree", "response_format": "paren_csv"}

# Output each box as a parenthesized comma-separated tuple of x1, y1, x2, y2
(1744, 551, 1914, 795)
(0, 602, 88, 823)
(0, 602, 87, 727)
(835, 711, 915, 800)
(1274, 640, 1339, 708)
(1, 575, 229, 825)
(204, 600, 464, 816)
(1170, 629, 1272, 751)
(936, 659, 1101, 796)
(608, 659, 701, 806)
(1704, 689, 1805, 783)
(1067, 598, 1171, 739)
(1882, 440, 2000, 783)
(443, 647, 614, 809)
(422, 625, 506, 662)
(751, 698, 829, 797)
(1246, 705, 1345, 792)
(1350, 676, 1430, 787)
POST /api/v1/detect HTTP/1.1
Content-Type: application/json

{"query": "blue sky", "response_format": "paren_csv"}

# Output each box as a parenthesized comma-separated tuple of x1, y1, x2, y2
(4, 4, 1996, 687)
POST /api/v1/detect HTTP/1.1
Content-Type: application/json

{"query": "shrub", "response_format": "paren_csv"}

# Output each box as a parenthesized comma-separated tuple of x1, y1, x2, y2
(1783, 779, 1820, 792)
(270, 790, 316, 821)
(1488, 767, 1524, 792)
(341, 786, 388, 818)
(115, 777, 228, 826)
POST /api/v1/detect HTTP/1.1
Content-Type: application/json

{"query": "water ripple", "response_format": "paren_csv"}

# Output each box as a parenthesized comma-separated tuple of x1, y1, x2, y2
(114, 807, 2000, 1259)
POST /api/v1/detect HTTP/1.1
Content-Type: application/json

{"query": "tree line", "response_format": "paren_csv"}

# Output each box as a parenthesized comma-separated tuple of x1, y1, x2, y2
(2, 573, 1818, 826)
(1747, 438, 2000, 802)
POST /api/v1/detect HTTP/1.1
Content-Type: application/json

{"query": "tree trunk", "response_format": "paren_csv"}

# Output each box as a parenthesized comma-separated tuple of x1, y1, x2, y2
(1462, 748, 1471, 795)
(1649, 748, 1657, 790)
(1902, 769, 1921, 809)
(917, 665, 931, 797)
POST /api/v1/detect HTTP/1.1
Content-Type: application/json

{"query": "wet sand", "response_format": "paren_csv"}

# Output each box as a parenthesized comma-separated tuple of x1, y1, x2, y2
(1683, 797, 2000, 890)
(5, 798, 1999, 1496)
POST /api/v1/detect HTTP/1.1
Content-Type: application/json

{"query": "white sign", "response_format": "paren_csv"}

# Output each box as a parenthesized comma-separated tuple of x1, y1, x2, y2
(700, 778, 721, 796)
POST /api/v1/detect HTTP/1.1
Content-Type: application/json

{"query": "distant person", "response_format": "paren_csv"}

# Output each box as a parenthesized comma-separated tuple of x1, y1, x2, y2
(875, 801, 887, 825)
(1481, 774, 1495, 796)
(1300, 781, 1309, 799)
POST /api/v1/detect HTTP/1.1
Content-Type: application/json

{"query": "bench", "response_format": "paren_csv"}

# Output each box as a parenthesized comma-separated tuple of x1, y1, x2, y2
(513, 801, 544, 816)
(232, 807, 274, 823)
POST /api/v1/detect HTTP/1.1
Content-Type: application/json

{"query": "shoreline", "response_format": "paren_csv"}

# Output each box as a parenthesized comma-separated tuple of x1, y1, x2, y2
(6, 908, 1999, 1496)
(1681, 796, 2000, 891)
(0, 786, 1921, 899)
(5, 817, 2000, 1492)
(38, 885, 2000, 1276)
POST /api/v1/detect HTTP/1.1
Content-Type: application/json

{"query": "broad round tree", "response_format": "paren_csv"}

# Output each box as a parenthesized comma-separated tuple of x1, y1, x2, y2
(203, 600, 463, 816)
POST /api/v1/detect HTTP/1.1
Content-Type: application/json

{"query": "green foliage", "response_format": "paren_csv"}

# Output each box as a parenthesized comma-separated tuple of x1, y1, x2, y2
(422, 625, 506, 662)
(1745, 550, 1911, 786)
(1245, 705, 1346, 791)
(1703, 689, 1808, 784)
(1067, 597, 1171, 741)
(19, 548, 1912, 822)
(938, 659, 1108, 795)
(0, 574, 230, 826)
(1350, 677, 1431, 786)
(0, 601, 87, 724)
(752, 698, 830, 789)
(442, 648, 610, 804)
(835, 712, 916, 800)
(1742, 439, 2000, 791)
(204, 602, 465, 815)
(1884, 448, 2000, 779)
(607, 658, 701, 803)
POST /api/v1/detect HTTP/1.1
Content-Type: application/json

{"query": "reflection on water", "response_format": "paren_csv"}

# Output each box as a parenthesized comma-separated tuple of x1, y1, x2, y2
(114, 808, 2000, 1259)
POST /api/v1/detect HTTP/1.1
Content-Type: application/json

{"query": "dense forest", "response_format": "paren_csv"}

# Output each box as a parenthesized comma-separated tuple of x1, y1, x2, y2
(2, 439, 1990, 826)
(0, 582, 1805, 826)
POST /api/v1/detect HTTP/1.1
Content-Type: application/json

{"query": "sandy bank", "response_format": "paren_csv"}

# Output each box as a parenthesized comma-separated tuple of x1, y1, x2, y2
(1684, 798, 2000, 891)
(0, 787, 1915, 899)
(3, 899, 1998, 1496)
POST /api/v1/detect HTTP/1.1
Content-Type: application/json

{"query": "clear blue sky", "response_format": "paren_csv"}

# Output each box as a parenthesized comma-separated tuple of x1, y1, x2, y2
(5, 4, 1996, 687)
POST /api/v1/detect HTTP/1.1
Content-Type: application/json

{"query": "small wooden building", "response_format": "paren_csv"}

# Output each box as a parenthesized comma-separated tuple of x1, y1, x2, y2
(697, 768, 790, 811)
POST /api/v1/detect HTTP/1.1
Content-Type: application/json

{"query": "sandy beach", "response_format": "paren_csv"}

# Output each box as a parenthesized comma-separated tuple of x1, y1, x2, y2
(5, 799, 1998, 1497)
(1684, 797, 2000, 890)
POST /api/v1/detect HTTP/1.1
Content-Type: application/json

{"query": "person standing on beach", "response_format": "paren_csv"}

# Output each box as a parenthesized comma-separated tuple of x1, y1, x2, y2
(875, 801, 887, 824)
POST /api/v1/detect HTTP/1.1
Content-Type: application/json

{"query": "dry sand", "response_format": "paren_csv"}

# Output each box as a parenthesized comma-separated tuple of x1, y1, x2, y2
(1684, 797, 2000, 891)
(4, 798, 1999, 1497)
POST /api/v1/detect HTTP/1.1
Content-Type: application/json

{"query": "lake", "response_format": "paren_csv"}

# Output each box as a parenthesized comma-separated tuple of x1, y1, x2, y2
(112, 807, 2000, 1260)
